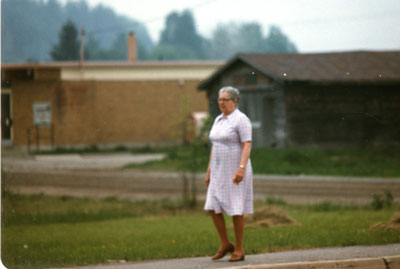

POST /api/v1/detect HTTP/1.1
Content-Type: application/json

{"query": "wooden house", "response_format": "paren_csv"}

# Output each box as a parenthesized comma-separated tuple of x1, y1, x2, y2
(198, 51, 400, 148)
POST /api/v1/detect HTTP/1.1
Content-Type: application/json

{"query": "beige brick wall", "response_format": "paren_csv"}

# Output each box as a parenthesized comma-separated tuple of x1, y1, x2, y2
(92, 80, 207, 144)
(10, 76, 208, 147)
(11, 79, 61, 146)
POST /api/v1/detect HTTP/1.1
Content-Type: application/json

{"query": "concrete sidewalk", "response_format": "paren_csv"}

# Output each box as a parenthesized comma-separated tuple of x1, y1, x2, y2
(1, 152, 166, 170)
(57, 244, 400, 269)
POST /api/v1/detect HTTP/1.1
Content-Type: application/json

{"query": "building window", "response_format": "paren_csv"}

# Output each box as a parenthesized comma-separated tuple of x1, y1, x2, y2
(239, 92, 262, 128)
(245, 72, 257, 85)
(1, 81, 11, 88)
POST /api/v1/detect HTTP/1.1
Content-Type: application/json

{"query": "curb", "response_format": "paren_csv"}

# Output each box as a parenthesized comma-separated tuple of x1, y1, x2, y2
(223, 255, 400, 269)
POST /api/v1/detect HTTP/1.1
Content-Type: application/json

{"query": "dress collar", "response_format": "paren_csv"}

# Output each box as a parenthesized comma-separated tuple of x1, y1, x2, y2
(218, 108, 238, 122)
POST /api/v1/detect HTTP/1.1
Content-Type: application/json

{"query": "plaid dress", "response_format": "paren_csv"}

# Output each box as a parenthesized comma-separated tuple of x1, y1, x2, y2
(204, 109, 254, 216)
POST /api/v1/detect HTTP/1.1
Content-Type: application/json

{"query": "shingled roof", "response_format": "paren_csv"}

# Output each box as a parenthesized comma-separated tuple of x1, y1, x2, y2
(198, 50, 400, 89)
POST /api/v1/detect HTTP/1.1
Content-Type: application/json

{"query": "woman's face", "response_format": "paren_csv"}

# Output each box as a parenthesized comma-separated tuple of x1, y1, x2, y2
(218, 92, 237, 115)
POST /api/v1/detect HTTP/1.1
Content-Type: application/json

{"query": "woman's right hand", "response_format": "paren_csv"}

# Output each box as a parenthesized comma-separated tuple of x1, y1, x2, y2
(205, 168, 210, 186)
(205, 175, 210, 186)
(205, 150, 212, 187)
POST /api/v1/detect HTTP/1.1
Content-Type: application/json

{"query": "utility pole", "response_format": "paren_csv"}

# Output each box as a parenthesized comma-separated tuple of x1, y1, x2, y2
(80, 27, 85, 67)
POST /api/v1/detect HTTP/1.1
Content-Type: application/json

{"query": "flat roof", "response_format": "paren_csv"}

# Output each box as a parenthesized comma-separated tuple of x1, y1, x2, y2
(1, 60, 224, 70)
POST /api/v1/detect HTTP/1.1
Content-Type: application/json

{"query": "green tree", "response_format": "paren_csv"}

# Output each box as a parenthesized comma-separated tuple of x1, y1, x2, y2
(209, 22, 297, 59)
(50, 19, 80, 61)
(2, 0, 153, 62)
(237, 23, 265, 52)
(86, 32, 149, 61)
(264, 25, 297, 53)
(210, 23, 237, 59)
(107, 32, 128, 60)
(158, 10, 206, 59)
(210, 22, 266, 59)
(149, 44, 197, 60)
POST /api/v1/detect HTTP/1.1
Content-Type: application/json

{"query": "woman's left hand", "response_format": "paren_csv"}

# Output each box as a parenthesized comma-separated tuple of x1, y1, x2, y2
(233, 167, 245, 184)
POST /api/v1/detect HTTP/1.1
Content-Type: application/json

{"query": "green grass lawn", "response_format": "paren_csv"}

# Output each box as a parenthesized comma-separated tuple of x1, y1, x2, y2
(123, 146, 400, 178)
(2, 192, 399, 268)
(31, 145, 400, 178)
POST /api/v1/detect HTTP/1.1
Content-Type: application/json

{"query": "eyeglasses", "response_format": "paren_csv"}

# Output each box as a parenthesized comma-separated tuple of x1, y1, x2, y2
(218, 98, 232, 102)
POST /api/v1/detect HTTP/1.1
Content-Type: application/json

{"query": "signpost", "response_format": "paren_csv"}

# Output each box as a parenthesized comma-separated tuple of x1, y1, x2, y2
(33, 103, 52, 126)
(28, 103, 54, 152)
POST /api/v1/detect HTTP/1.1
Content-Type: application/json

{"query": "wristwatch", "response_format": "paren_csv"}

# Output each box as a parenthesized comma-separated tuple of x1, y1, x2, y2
(239, 164, 245, 169)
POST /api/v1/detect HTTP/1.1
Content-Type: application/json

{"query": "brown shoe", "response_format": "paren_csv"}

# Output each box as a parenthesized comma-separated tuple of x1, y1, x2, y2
(229, 253, 245, 262)
(211, 243, 235, 260)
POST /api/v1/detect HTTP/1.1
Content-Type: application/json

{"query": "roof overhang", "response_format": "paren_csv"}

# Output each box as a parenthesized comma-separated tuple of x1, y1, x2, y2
(197, 53, 281, 90)
(2, 60, 225, 81)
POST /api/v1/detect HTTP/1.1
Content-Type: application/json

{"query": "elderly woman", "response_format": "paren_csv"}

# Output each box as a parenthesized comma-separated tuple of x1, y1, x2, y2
(204, 86, 253, 262)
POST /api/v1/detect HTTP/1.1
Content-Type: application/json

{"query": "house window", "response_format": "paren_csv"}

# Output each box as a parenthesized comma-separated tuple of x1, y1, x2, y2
(1, 81, 11, 88)
(240, 92, 262, 128)
(245, 72, 257, 85)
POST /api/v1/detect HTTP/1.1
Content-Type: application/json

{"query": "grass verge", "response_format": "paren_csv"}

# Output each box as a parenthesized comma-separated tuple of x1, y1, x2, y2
(31, 145, 177, 155)
(123, 147, 400, 178)
(2, 192, 400, 268)
(30, 145, 400, 178)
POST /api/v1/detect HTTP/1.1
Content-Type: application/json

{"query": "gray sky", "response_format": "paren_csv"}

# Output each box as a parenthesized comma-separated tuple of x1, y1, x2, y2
(63, 0, 400, 53)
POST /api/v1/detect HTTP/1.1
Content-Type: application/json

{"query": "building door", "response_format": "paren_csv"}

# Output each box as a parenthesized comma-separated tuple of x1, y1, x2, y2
(263, 97, 277, 147)
(239, 91, 265, 147)
(1, 91, 13, 146)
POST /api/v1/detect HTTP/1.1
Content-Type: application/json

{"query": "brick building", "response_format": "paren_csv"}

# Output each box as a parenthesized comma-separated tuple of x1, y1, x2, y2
(1, 60, 223, 150)
(198, 51, 400, 148)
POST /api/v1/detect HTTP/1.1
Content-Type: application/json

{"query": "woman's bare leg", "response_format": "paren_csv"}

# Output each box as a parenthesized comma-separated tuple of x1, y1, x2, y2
(209, 211, 231, 250)
(232, 215, 245, 255)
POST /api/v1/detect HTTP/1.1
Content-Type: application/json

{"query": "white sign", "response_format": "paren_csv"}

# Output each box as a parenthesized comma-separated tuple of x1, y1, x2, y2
(33, 103, 52, 126)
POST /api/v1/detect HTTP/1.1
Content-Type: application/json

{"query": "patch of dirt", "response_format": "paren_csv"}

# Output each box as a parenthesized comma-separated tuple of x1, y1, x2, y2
(369, 212, 400, 231)
(245, 206, 298, 227)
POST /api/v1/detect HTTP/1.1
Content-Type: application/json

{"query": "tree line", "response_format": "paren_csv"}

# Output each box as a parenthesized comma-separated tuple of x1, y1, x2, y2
(2, 0, 297, 63)
(152, 10, 297, 60)
(1, 0, 152, 62)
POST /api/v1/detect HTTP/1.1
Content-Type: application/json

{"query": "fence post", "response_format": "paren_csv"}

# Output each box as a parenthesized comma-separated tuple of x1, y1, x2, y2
(35, 125, 39, 151)
(51, 124, 55, 150)
(27, 128, 31, 153)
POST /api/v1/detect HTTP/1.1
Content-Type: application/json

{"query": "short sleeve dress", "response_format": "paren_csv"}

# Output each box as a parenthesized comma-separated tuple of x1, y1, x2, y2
(204, 109, 254, 216)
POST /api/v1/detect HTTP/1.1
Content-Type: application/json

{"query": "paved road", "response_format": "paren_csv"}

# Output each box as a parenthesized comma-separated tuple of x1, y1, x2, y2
(2, 152, 400, 204)
(55, 244, 400, 269)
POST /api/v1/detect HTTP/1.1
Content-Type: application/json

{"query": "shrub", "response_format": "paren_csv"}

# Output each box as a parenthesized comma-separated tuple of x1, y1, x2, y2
(371, 190, 393, 210)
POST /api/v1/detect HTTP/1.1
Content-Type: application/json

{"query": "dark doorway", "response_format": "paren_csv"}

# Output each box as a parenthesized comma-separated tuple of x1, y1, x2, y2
(2, 92, 12, 143)
(263, 97, 277, 147)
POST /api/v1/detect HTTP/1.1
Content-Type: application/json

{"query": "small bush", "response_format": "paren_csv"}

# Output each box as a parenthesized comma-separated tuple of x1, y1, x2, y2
(384, 190, 394, 208)
(284, 150, 308, 164)
(61, 195, 73, 201)
(114, 145, 128, 152)
(371, 190, 394, 210)
(104, 196, 119, 202)
(371, 194, 384, 210)
(311, 201, 353, 212)
(266, 196, 287, 206)
(160, 198, 184, 211)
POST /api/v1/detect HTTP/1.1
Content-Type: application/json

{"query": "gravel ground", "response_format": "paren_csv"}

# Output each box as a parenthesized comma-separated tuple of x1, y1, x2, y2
(2, 151, 399, 204)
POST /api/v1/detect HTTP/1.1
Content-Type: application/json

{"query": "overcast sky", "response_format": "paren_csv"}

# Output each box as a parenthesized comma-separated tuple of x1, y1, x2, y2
(62, 0, 400, 53)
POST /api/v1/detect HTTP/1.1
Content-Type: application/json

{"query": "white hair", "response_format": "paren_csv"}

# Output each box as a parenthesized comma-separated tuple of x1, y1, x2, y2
(218, 86, 240, 104)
